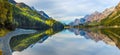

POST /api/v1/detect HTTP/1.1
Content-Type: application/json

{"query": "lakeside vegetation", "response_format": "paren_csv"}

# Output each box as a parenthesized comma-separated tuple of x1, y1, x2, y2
(0, 0, 15, 30)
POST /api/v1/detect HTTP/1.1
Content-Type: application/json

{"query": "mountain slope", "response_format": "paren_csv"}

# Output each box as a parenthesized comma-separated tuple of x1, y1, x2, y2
(101, 2, 120, 26)
(9, 0, 64, 30)
(87, 7, 114, 23)
(12, 3, 50, 30)
(69, 7, 114, 27)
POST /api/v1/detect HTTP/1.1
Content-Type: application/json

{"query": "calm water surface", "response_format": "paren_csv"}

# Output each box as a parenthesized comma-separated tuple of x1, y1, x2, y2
(1, 28, 120, 55)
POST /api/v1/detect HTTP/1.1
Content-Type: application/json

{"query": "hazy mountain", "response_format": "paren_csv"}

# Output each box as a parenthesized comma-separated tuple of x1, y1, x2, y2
(69, 17, 86, 26)
(69, 19, 80, 26)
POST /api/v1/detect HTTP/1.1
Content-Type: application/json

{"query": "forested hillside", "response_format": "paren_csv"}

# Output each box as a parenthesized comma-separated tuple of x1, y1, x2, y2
(100, 3, 120, 26)
(0, 0, 64, 30)
(0, 0, 15, 30)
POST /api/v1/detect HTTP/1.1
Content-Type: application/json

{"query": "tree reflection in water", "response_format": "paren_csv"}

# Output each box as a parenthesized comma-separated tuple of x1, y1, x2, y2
(10, 28, 63, 52)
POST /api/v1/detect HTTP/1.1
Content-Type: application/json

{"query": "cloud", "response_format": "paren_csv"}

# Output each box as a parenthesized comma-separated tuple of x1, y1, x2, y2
(15, 0, 120, 23)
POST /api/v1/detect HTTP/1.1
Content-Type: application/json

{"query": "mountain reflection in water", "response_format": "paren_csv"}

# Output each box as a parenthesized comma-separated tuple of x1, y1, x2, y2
(0, 28, 120, 55)
(69, 28, 120, 48)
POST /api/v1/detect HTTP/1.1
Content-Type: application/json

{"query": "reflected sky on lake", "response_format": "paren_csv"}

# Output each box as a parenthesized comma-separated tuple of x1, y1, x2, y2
(13, 30, 120, 55)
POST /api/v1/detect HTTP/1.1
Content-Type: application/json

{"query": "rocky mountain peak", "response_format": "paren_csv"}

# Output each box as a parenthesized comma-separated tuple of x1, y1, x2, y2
(92, 11, 100, 15)
(102, 7, 114, 15)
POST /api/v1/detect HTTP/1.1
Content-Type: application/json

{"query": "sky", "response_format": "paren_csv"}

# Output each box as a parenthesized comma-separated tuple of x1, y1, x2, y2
(15, 0, 120, 24)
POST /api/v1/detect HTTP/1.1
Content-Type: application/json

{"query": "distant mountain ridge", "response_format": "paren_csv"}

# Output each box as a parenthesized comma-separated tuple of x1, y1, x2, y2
(68, 6, 115, 26)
